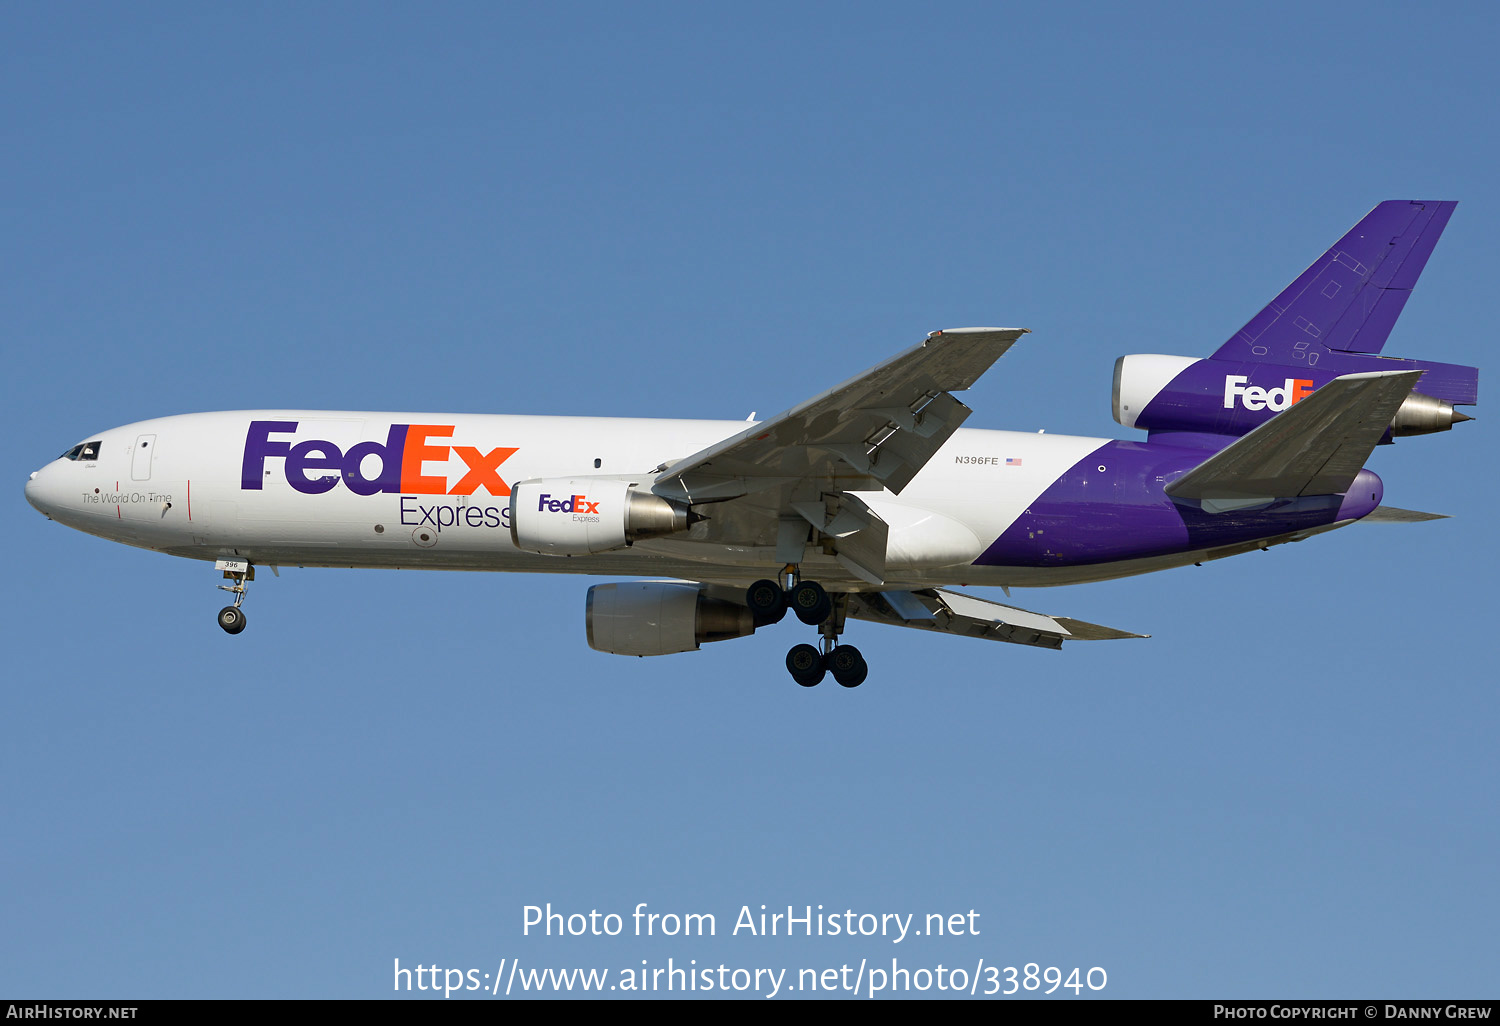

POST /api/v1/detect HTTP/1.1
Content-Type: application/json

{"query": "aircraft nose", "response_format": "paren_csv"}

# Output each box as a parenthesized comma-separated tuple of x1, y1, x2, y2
(25, 466, 61, 519)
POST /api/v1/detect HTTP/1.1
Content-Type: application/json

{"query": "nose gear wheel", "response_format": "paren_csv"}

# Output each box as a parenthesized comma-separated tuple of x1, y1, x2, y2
(214, 561, 254, 635)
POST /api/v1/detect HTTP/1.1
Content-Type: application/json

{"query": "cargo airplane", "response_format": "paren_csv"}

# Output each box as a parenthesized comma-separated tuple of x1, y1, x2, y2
(25, 201, 1477, 687)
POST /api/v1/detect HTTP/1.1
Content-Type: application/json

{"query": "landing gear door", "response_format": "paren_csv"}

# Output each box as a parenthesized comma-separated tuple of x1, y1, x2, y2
(131, 434, 156, 481)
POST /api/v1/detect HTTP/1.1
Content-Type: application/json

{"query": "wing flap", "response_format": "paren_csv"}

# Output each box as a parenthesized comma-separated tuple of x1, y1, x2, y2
(848, 588, 1147, 651)
(1165, 369, 1422, 501)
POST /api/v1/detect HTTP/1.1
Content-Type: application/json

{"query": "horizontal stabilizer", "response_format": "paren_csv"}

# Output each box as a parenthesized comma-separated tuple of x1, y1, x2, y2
(1165, 370, 1422, 501)
(847, 588, 1147, 651)
(1360, 506, 1450, 523)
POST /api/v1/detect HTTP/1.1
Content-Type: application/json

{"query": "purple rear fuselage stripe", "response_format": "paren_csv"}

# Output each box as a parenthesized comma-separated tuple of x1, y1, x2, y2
(973, 440, 1382, 568)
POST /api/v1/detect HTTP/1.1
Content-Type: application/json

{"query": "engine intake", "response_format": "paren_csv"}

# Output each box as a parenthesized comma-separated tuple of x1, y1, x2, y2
(510, 478, 690, 555)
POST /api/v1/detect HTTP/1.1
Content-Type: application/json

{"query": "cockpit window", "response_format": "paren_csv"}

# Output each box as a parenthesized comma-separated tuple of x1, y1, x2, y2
(59, 441, 102, 462)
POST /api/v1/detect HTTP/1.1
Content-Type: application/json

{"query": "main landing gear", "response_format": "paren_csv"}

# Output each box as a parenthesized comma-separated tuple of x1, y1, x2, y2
(746, 569, 868, 689)
(785, 641, 868, 688)
(215, 559, 253, 635)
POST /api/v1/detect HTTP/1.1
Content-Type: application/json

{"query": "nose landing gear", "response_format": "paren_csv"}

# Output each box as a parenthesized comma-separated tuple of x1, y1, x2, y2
(215, 559, 253, 635)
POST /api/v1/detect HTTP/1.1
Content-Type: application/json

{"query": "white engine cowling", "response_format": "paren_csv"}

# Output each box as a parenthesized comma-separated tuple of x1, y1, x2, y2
(586, 582, 755, 656)
(509, 478, 689, 555)
(1111, 354, 1200, 429)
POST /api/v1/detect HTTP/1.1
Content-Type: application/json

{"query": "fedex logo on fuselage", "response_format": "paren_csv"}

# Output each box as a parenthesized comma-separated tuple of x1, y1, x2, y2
(1223, 375, 1315, 412)
(538, 493, 600, 514)
(241, 420, 517, 496)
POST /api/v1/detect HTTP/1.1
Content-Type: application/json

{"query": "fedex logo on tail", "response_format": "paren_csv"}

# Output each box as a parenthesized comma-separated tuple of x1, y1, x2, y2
(1223, 375, 1315, 412)
(242, 421, 518, 496)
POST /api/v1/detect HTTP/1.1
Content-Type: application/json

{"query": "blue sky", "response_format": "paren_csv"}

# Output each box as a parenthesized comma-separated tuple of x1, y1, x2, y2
(3, 2, 1495, 999)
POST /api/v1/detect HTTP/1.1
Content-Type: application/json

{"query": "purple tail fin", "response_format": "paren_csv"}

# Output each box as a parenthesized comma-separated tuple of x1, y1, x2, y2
(1213, 201, 1456, 363)
(1116, 201, 1477, 442)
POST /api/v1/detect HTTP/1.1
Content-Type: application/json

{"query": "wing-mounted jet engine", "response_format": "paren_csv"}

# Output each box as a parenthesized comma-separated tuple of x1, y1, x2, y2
(585, 581, 755, 656)
(509, 478, 696, 555)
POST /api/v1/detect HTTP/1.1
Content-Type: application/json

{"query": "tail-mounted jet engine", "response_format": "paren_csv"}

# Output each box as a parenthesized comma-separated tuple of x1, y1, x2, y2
(586, 582, 755, 656)
(510, 478, 693, 555)
(1111, 354, 1475, 439)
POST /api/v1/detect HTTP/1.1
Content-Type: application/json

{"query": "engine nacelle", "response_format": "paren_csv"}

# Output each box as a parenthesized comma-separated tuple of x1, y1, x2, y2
(1112, 353, 1473, 438)
(509, 478, 690, 555)
(1111, 354, 1201, 430)
(586, 582, 755, 656)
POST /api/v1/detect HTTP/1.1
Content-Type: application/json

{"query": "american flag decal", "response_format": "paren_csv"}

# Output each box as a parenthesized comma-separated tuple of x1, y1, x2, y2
(1005, 457, 1023, 466)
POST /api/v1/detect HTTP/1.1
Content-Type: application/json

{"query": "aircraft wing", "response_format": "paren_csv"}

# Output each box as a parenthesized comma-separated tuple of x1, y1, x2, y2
(653, 327, 1027, 503)
(651, 328, 1026, 584)
(846, 588, 1148, 652)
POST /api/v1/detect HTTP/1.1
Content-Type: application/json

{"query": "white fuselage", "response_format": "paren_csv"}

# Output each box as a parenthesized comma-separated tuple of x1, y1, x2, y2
(25, 409, 1204, 589)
